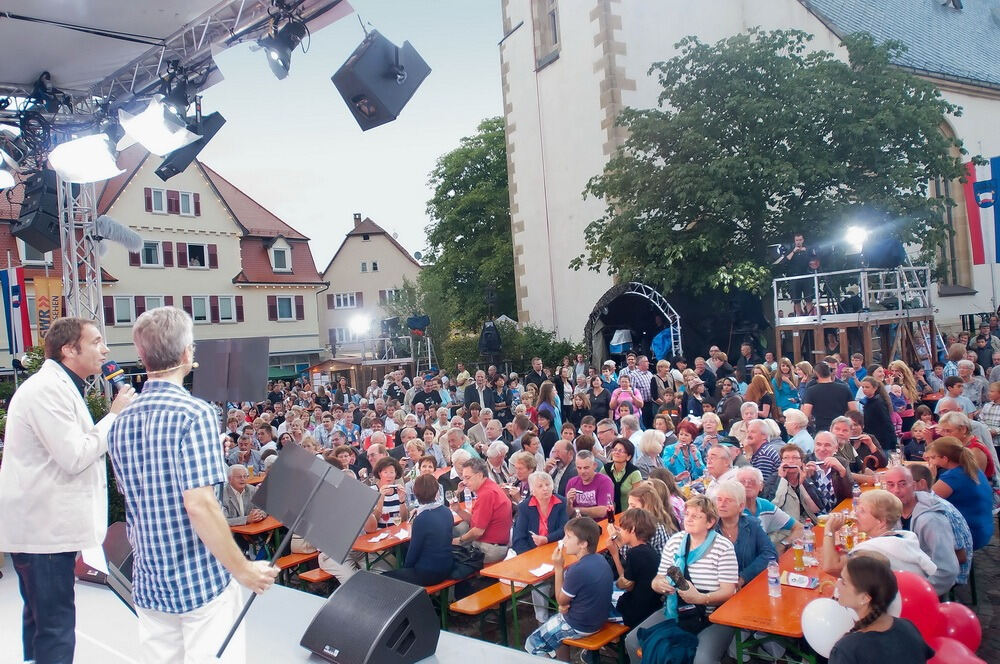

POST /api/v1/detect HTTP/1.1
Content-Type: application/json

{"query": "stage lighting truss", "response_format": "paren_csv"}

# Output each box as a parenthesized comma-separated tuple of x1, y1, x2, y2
(259, 14, 310, 80)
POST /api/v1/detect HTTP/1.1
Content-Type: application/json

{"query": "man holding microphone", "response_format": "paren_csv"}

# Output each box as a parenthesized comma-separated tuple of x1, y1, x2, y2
(0, 317, 136, 664)
(108, 306, 277, 662)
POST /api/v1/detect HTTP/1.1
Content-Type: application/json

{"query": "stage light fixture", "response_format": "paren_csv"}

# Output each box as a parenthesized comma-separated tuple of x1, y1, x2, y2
(155, 111, 226, 181)
(0, 168, 15, 189)
(259, 19, 308, 80)
(350, 315, 371, 336)
(845, 226, 869, 253)
(117, 95, 201, 156)
(48, 134, 123, 183)
(162, 83, 189, 117)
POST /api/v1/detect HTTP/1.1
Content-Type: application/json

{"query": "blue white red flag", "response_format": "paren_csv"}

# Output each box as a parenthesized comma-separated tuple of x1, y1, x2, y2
(0, 267, 33, 355)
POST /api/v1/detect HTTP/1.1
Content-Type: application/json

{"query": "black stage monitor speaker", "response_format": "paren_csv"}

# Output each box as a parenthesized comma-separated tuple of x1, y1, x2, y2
(478, 320, 502, 355)
(331, 30, 431, 131)
(300, 571, 439, 664)
(862, 237, 907, 270)
(155, 111, 227, 181)
(191, 336, 269, 403)
(13, 169, 60, 253)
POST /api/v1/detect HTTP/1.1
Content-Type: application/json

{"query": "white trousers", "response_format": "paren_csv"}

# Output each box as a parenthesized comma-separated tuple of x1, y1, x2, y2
(136, 579, 246, 664)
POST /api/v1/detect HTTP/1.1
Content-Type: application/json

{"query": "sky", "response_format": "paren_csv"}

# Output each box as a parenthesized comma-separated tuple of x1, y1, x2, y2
(198, 0, 504, 272)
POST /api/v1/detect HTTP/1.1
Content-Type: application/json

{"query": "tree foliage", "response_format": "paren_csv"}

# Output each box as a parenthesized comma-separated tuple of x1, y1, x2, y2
(424, 116, 516, 328)
(574, 29, 970, 295)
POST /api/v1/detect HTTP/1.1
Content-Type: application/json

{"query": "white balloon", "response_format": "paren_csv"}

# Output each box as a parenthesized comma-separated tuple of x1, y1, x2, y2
(801, 598, 856, 658)
(888, 592, 901, 617)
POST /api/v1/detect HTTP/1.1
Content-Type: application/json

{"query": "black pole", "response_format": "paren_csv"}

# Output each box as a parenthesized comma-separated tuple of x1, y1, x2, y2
(216, 465, 333, 657)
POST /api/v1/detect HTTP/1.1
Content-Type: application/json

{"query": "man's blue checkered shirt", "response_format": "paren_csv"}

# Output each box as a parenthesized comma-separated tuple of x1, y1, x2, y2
(108, 380, 230, 613)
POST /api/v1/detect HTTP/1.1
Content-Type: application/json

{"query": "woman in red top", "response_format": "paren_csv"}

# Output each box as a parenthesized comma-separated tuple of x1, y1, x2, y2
(937, 410, 995, 480)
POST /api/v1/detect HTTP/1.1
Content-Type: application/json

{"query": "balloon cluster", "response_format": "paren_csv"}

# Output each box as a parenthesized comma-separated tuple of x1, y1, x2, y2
(801, 570, 983, 662)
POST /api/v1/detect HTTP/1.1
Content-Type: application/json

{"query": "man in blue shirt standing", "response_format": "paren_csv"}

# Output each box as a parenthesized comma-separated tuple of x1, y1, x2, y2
(525, 516, 612, 660)
(109, 307, 277, 662)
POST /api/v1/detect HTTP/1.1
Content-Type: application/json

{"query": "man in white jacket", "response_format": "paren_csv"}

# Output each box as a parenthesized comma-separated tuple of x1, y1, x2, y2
(0, 317, 135, 663)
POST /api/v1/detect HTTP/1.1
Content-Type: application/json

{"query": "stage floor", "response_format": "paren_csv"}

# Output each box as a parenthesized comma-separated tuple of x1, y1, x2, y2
(0, 557, 547, 663)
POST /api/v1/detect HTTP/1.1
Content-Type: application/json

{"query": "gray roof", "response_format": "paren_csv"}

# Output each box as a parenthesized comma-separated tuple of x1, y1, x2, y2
(800, 0, 1000, 89)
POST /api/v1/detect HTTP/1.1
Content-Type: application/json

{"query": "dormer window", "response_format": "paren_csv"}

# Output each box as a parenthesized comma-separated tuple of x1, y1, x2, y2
(362, 234, 370, 241)
(269, 238, 292, 273)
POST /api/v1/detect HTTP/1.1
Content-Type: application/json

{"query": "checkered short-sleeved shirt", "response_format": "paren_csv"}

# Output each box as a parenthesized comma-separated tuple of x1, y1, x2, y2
(108, 381, 230, 614)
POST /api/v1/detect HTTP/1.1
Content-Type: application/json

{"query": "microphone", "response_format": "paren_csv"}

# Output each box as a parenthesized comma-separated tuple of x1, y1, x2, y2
(143, 361, 199, 376)
(101, 360, 127, 393)
(93, 215, 144, 252)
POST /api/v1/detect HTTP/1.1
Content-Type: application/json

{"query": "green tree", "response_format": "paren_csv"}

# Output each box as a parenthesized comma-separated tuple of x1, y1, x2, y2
(424, 116, 516, 328)
(574, 29, 971, 295)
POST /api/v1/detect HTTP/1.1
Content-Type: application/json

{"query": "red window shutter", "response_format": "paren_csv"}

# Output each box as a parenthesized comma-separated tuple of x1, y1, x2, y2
(162, 241, 173, 267)
(379, 290, 386, 305)
(193, 193, 201, 216)
(166, 190, 180, 214)
(128, 252, 140, 266)
(267, 295, 278, 321)
(295, 295, 305, 320)
(207, 244, 218, 269)
(103, 296, 114, 324)
(210, 295, 220, 323)
(177, 242, 188, 267)
(356, 291, 363, 307)
(134, 296, 146, 318)
(182, 295, 192, 315)
(144, 187, 152, 212)
(164, 295, 174, 307)
(235, 295, 244, 322)
(327, 293, 335, 309)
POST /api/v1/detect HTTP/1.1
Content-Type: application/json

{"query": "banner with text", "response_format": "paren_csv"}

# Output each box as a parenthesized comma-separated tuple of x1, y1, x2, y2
(33, 276, 63, 340)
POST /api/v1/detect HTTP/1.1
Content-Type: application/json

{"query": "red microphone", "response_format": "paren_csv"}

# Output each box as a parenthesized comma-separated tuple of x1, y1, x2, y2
(101, 360, 127, 393)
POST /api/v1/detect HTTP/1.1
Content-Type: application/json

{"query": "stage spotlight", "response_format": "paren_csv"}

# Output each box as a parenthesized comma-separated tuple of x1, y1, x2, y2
(350, 315, 371, 337)
(155, 111, 226, 181)
(118, 95, 201, 156)
(259, 19, 308, 80)
(845, 226, 869, 253)
(0, 168, 14, 189)
(48, 134, 123, 183)
(162, 83, 189, 117)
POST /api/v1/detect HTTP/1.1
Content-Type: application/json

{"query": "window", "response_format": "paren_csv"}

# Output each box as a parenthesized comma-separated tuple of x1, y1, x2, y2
(272, 247, 290, 271)
(191, 296, 209, 323)
(18, 240, 52, 265)
(360, 261, 368, 273)
(533, 0, 560, 69)
(276, 295, 294, 321)
(179, 192, 194, 216)
(371, 261, 379, 272)
(150, 188, 167, 214)
(26, 296, 36, 327)
(140, 241, 162, 267)
(335, 328, 359, 343)
(334, 292, 357, 309)
(218, 296, 236, 323)
(187, 243, 207, 268)
(145, 296, 163, 310)
(114, 296, 134, 325)
(548, 5, 559, 44)
(384, 289, 399, 303)
(362, 234, 371, 241)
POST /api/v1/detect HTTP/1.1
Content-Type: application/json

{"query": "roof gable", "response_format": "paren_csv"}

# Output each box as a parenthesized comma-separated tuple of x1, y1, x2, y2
(322, 215, 422, 275)
(196, 163, 309, 240)
(800, 0, 1000, 89)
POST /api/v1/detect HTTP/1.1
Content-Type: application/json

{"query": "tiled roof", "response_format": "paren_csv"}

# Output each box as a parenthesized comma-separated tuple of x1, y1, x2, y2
(96, 145, 148, 215)
(800, 0, 1000, 88)
(232, 238, 325, 285)
(197, 163, 309, 240)
(322, 215, 422, 275)
(0, 179, 23, 220)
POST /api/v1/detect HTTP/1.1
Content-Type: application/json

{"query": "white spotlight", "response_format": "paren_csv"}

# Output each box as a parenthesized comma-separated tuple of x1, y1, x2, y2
(118, 95, 201, 156)
(349, 315, 371, 336)
(845, 226, 869, 253)
(0, 168, 15, 189)
(48, 134, 124, 183)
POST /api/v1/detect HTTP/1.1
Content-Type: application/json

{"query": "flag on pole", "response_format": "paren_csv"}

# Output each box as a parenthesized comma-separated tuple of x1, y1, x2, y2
(0, 267, 33, 355)
(33, 276, 63, 341)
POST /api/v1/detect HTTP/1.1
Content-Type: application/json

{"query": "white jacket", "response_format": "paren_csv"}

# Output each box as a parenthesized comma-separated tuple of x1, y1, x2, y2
(0, 360, 117, 553)
(854, 529, 938, 579)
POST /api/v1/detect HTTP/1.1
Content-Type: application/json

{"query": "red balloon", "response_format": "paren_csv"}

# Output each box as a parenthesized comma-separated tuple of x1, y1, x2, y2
(894, 570, 942, 640)
(927, 636, 986, 664)
(937, 602, 981, 652)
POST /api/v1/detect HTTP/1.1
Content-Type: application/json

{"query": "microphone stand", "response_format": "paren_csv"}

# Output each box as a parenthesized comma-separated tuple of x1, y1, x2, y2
(216, 464, 333, 658)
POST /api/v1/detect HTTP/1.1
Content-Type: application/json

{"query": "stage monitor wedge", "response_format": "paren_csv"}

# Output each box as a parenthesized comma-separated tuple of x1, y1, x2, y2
(300, 571, 439, 664)
(331, 30, 431, 131)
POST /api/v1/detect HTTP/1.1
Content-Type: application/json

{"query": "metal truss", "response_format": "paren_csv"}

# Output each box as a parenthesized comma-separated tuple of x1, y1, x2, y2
(623, 282, 684, 358)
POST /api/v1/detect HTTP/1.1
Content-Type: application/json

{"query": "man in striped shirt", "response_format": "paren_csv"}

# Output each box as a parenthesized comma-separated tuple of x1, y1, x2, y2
(109, 307, 277, 663)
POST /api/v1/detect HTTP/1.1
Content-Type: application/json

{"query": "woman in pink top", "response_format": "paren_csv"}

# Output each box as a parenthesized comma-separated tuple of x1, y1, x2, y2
(609, 374, 643, 421)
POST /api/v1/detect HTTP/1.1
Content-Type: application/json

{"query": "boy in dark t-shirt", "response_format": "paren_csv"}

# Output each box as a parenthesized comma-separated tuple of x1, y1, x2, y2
(525, 517, 613, 659)
(607, 508, 662, 628)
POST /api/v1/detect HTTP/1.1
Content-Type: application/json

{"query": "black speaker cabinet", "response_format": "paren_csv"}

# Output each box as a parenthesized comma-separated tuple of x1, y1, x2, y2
(75, 521, 133, 585)
(13, 169, 61, 253)
(155, 111, 226, 181)
(300, 571, 440, 664)
(331, 30, 431, 131)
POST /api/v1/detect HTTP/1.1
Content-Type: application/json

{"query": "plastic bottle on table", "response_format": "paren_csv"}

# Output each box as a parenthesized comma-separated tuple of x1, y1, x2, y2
(767, 561, 781, 598)
(803, 522, 814, 555)
(852, 483, 861, 512)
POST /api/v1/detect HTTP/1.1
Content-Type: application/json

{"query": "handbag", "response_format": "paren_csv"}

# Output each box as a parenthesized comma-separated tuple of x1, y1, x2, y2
(449, 543, 485, 579)
(675, 535, 710, 634)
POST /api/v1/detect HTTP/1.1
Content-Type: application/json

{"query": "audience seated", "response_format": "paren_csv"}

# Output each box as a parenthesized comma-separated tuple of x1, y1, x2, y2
(383, 474, 454, 586)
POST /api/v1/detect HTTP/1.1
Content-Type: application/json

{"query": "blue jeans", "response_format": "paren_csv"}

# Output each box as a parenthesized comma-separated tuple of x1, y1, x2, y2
(12, 552, 77, 664)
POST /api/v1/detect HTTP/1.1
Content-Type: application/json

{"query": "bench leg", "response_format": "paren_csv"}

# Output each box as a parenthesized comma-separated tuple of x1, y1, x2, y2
(497, 601, 509, 647)
(439, 588, 451, 630)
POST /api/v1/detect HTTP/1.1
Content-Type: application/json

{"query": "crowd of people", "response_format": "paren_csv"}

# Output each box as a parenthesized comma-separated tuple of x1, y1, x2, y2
(217, 336, 997, 663)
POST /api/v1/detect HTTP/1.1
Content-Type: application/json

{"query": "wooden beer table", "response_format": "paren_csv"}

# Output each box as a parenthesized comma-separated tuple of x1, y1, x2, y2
(350, 503, 464, 570)
(231, 515, 283, 555)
